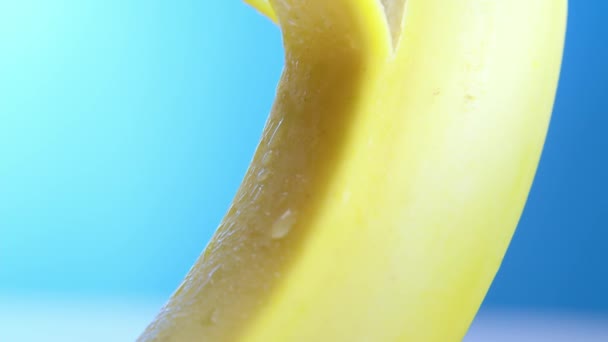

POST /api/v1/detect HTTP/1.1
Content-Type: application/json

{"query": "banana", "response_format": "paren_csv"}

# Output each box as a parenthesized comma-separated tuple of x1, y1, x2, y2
(139, 0, 567, 341)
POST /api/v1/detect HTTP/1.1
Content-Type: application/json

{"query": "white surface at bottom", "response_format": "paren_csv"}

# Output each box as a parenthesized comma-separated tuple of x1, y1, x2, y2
(1, 297, 607, 341)
(466, 311, 608, 342)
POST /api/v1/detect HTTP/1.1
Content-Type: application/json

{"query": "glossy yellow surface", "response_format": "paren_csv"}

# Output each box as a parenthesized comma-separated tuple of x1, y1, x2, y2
(140, 0, 567, 341)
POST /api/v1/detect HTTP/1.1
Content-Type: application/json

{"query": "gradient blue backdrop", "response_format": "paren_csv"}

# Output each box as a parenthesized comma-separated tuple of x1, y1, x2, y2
(1, 1, 606, 314)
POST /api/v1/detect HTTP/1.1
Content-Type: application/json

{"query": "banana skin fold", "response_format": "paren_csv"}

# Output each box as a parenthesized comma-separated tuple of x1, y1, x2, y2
(140, 0, 567, 341)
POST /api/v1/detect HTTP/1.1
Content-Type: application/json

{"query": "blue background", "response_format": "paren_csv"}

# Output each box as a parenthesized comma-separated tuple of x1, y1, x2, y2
(1, 0, 606, 317)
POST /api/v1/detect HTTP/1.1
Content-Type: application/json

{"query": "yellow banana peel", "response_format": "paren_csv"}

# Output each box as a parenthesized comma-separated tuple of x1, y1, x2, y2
(140, 0, 567, 341)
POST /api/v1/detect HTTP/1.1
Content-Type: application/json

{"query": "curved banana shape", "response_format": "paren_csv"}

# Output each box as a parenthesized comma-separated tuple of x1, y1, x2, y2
(140, 0, 567, 341)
